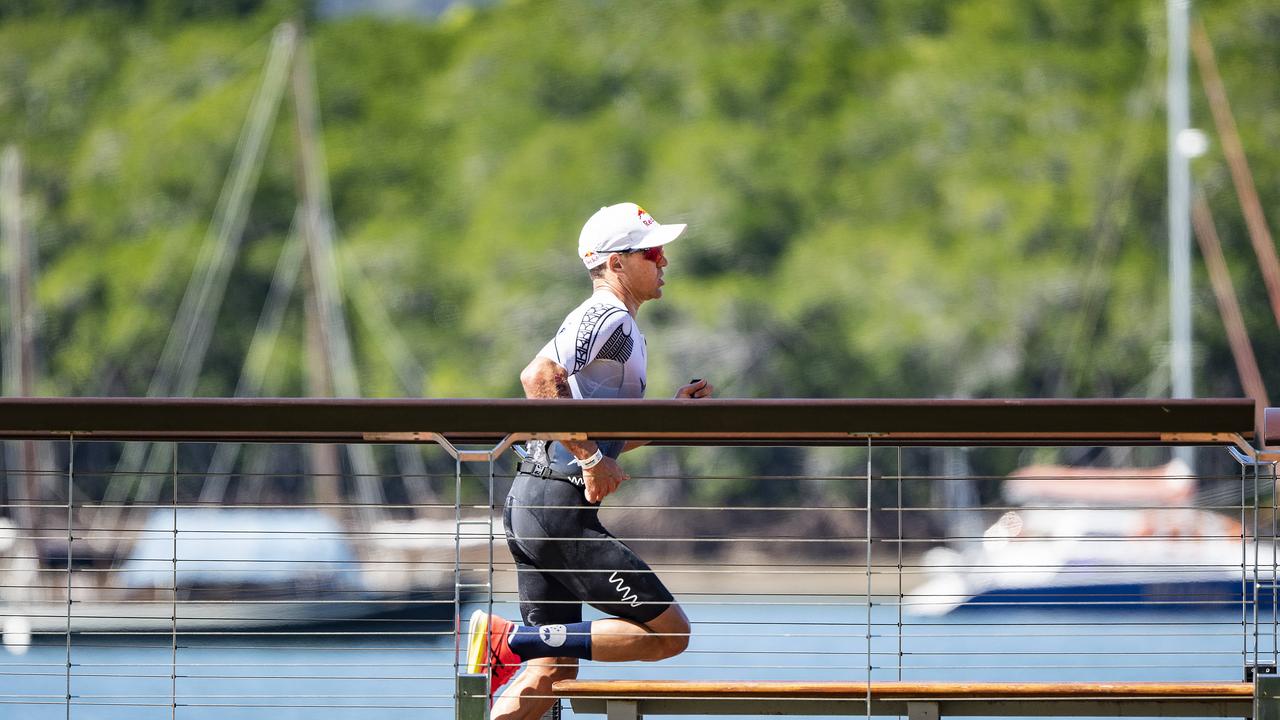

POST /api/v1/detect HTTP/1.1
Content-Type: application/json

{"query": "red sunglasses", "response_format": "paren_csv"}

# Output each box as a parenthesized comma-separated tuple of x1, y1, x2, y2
(624, 246, 665, 263)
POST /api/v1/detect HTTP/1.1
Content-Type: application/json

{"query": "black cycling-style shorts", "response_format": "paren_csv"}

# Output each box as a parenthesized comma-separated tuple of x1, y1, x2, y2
(504, 472, 674, 627)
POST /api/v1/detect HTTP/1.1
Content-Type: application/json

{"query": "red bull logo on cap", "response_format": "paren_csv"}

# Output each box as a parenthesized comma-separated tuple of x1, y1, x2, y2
(637, 206, 655, 227)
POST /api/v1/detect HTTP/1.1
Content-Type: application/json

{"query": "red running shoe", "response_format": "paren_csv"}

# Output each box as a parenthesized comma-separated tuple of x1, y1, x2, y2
(466, 610, 521, 698)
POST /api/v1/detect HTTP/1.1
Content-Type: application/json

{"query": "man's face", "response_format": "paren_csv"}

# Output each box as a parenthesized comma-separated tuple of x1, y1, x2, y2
(616, 246, 668, 302)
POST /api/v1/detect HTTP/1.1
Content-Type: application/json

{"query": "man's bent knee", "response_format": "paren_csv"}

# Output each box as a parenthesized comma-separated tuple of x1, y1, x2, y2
(660, 616, 690, 657)
(658, 631, 689, 658)
(648, 605, 691, 659)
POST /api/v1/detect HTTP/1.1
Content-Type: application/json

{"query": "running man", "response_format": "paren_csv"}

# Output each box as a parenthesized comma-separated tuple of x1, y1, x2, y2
(466, 202, 713, 718)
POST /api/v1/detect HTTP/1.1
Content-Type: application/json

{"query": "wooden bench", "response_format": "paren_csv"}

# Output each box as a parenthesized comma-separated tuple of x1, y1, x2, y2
(553, 680, 1268, 720)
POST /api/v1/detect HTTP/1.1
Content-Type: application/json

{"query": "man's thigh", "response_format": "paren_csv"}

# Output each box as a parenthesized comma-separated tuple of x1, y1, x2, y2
(506, 493, 585, 626)
(556, 527, 674, 624)
(643, 603, 691, 635)
(514, 558, 583, 627)
(505, 491, 672, 625)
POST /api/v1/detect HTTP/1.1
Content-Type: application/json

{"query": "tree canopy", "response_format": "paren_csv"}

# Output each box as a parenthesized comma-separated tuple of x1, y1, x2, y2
(2, 1, 1279, 484)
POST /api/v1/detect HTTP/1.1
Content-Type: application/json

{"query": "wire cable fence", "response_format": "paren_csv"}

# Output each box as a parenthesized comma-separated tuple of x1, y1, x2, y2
(0, 398, 1273, 718)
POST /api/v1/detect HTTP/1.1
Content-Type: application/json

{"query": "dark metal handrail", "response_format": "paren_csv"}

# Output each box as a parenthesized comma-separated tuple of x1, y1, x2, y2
(0, 397, 1261, 447)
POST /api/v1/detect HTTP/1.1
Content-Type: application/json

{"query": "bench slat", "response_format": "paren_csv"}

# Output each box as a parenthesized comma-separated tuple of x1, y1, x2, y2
(554, 680, 1255, 700)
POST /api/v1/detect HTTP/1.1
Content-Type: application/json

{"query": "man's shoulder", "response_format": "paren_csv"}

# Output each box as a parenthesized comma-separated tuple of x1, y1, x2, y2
(579, 301, 629, 326)
(555, 303, 629, 350)
(560, 292, 629, 329)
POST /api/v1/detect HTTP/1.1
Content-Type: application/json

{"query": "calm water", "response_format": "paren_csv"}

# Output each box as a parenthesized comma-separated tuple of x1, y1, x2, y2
(0, 598, 1264, 719)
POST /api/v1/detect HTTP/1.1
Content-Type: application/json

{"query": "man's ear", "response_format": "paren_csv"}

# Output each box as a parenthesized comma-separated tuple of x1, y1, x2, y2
(609, 253, 626, 273)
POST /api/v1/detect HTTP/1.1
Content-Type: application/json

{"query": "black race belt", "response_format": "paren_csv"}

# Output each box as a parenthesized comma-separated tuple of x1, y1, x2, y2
(516, 459, 585, 488)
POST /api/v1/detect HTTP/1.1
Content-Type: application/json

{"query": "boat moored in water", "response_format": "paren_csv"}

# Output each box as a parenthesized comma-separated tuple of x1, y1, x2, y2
(907, 460, 1276, 615)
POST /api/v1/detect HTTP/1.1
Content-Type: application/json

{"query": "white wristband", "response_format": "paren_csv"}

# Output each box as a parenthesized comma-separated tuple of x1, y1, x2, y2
(571, 449, 604, 470)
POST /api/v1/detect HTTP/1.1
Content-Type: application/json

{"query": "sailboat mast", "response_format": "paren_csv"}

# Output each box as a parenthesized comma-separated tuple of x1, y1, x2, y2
(290, 21, 382, 525)
(1167, 0, 1194, 467)
(2, 146, 41, 531)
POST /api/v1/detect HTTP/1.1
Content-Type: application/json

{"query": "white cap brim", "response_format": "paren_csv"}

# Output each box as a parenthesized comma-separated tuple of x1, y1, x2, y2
(581, 223, 687, 268)
(630, 222, 686, 249)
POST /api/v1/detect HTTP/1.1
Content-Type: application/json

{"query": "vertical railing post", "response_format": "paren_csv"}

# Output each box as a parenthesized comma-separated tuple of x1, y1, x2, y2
(1271, 459, 1278, 672)
(1257, 674, 1280, 720)
(864, 437, 873, 717)
(171, 442, 179, 720)
(1254, 456, 1263, 672)
(1242, 449, 1251, 676)
(64, 435, 73, 720)
(452, 449, 469, 719)
(895, 445, 904, 682)
(432, 431, 499, 720)
(1230, 443, 1279, 680)
(457, 673, 487, 720)
(473, 443, 505, 718)
(485, 449, 497, 708)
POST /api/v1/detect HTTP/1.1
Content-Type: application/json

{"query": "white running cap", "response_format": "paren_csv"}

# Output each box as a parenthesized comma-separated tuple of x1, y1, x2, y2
(577, 203, 686, 269)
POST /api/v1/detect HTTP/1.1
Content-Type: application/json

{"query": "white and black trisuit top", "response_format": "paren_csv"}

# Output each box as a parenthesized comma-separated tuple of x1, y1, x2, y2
(537, 288, 647, 399)
(533, 288, 645, 467)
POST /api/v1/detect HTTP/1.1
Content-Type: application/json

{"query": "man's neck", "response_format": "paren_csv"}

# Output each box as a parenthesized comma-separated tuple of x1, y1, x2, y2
(592, 278, 641, 315)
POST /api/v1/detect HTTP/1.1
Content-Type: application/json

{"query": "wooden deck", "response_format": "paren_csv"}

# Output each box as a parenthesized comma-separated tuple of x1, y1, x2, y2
(553, 680, 1265, 719)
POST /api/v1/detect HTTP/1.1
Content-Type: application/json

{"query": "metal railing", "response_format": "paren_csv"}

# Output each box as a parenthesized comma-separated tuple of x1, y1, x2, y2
(0, 398, 1274, 719)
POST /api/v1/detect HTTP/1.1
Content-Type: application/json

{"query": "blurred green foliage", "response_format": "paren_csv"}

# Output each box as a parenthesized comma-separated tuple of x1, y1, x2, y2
(1, 0, 1279, 496)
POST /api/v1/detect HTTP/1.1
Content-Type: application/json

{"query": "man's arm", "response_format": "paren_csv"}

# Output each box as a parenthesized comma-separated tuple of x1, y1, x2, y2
(519, 357, 627, 502)
(520, 357, 573, 400)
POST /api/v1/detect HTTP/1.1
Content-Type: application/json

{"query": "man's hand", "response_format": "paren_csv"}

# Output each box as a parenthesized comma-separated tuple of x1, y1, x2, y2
(582, 455, 628, 503)
(674, 378, 714, 399)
